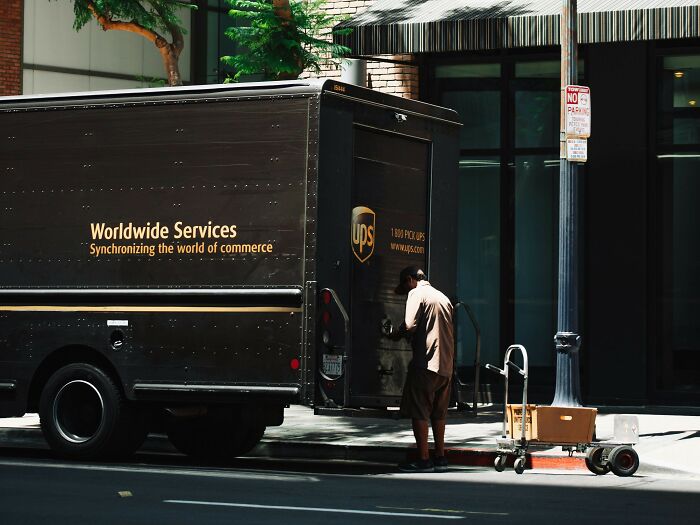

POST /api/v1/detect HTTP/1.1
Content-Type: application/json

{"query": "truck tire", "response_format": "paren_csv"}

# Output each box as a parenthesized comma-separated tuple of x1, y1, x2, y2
(38, 363, 138, 459)
(166, 410, 266, 460)
(235, 422, 266, 457)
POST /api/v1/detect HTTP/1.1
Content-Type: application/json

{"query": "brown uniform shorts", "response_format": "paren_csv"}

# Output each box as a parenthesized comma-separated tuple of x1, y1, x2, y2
(400, 367, 451, 421)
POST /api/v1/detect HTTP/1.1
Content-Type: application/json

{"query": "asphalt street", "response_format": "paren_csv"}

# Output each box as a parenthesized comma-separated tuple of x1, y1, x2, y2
(1, 448, 699, 525)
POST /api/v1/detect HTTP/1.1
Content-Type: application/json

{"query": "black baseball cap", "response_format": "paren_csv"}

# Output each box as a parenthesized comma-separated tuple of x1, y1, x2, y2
(394, 266, 425, 295)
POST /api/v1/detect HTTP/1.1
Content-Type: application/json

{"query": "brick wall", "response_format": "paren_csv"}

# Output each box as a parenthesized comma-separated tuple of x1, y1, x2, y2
(301, 0, 419, 100)
(0, 0, 23, 96)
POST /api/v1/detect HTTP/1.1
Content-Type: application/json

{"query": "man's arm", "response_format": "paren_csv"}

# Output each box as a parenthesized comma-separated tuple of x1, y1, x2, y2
(404, 290, 421, 333)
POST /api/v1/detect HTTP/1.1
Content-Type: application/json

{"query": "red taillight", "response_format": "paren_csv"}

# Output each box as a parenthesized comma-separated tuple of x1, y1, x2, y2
(322, 311, 331, 325)
(321, 290, 332, 305)
(290, 358, 300, 370)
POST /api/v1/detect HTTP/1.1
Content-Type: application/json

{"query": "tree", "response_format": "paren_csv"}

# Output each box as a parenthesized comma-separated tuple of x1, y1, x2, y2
(57, 1, 195, 86)
(221, 0, 351, 81)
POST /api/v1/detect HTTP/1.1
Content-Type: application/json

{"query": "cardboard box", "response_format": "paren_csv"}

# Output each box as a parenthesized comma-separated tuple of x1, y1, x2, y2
(506, 405, 597, 444)
(537, 406, 597, 443)
(506, 404, 538, 441)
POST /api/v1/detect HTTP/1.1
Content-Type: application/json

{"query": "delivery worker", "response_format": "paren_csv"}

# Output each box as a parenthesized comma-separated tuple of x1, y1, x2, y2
(391, 266, 454, 473)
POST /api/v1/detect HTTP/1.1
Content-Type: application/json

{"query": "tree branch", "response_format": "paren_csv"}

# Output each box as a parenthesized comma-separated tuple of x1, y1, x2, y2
(86, 1, 168, 48)
(151, 3, 185, 58)
(273, 0, 293, 24)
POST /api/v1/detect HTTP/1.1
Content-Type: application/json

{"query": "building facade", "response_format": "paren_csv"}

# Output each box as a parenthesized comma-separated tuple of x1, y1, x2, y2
(337, 0, 700, 406)
(1, 1, 698, 406)
(0, 0, 23, 96)
(0, 1, 408, 98)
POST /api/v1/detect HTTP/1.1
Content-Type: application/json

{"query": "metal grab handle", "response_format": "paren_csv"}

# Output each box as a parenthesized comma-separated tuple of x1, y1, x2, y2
(506, 361, 526, 377)
(320, 288, 351, 408)
(453, 301, 481, 415)
(485, 363, 504, 375)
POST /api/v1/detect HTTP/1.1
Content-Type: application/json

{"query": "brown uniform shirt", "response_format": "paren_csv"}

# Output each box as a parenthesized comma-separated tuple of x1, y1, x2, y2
(404, 280, 454, 377)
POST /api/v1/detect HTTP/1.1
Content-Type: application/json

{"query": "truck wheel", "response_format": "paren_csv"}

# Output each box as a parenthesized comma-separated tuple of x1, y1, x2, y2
(113, 407, 150, 457)
(235, 423, 266, 456)
(609, 446, 639, 477)
(166, 411, 265, 460)
(39, 363, 134, 459)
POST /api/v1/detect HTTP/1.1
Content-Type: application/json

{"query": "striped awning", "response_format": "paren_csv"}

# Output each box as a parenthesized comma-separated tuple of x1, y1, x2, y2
(335, 0, 700, 55)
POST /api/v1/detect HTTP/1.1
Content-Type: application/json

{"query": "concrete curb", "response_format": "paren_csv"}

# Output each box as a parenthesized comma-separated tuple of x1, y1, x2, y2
(0, 427, 585, 471)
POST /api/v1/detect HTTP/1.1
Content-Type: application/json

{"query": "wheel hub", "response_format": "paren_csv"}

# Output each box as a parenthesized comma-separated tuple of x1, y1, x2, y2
(53, 380, 105, 444)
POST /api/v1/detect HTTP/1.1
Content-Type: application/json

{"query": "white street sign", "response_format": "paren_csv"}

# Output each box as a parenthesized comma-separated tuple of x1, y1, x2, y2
(566, 138, 587, 162)
(564, 85, 591, 138)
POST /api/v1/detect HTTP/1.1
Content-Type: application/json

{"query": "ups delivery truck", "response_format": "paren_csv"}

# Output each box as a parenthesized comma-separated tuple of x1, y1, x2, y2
(0, 80, 459, 460)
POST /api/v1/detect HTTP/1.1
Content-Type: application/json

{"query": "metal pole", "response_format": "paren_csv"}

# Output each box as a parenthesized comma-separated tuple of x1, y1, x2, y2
(552, 0, 582, 407)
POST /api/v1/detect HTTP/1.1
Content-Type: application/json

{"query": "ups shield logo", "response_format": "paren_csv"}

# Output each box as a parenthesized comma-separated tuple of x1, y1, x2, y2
(351, 206, 375, 263)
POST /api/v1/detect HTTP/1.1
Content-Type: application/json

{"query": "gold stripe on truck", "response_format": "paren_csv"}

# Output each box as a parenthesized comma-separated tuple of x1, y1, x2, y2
(0, 306, 301, 313)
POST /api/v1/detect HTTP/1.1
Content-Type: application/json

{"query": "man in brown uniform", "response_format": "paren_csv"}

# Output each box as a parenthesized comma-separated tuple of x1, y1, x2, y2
(392, 266, 454, 473)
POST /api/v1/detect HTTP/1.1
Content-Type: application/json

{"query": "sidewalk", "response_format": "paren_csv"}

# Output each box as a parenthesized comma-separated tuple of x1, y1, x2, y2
(1, 406, 699, 476)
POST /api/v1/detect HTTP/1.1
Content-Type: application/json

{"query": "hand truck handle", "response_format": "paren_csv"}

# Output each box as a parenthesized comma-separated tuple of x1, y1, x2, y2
(485, 363, 505, 375)
(506, 361, 527, 377)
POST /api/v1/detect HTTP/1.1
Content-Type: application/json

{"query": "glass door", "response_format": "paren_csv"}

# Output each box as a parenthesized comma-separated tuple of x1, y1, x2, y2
(434, 57, 566, 402)
(654, 54, 700, 400)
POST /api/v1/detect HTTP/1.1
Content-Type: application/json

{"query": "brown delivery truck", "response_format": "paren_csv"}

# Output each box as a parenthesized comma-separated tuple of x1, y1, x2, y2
(0, 80, 459, 459)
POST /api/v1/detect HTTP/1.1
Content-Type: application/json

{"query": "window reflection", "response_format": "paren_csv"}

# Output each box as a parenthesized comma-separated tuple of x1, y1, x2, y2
(659, 55, 700, 145)
(657, 54, 700, 393)
(456, 157, 501, 373)
(514, 155, 559, 368)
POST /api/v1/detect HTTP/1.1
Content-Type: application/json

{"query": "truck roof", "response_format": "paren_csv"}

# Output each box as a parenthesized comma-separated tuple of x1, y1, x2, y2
(0, 79, 460, 126)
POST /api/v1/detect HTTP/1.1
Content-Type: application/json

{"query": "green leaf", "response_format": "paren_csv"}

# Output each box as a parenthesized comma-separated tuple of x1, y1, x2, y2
(222, 0, 353, 81)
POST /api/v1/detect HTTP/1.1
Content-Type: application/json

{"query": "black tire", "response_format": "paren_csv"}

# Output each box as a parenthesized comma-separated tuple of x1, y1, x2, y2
(236, 423, 266, 456)
(113, 406, 150, 457)
(166, 409, 266, 460)
(609, 446, 639, 477)
(514, 456, 526, 474)
(494, 455, 506, 472)
(585, 447, 611, 475)
(165, 415, 202, 458)
(39, 363, 134, 460)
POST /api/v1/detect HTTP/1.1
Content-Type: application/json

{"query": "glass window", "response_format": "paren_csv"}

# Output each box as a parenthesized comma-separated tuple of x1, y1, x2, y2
(514, 60, 560, 149)
(197, 0, 248, 84)
(515, 59, 584, 79)
(514, 155, 559, 368)
(659, 55, 700, 145)
(434, 58, 564, 397)
(442, 91, 501, 150)
(440, 64, 501, 151)
(436, 63, 501, 79)
(456, 157, 501, 373)
(657, 54, 700, 393)
(515, 90, 559, 148)
(658, 154, 700, 392)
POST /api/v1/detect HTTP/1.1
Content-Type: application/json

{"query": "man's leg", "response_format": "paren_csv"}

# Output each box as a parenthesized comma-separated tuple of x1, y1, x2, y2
(412, 419, 430, 461)
(431, 418, 446, 458)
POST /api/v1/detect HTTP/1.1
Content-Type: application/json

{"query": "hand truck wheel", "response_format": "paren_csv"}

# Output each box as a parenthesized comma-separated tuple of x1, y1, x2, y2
(514, 456, 526, 474)
(585, 446, 611, 475)
(494, 455, 506, 472)
(609, 445, 639, 477)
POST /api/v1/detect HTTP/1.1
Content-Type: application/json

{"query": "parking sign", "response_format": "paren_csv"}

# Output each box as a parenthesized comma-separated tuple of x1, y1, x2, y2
(564, 85, 591, 138)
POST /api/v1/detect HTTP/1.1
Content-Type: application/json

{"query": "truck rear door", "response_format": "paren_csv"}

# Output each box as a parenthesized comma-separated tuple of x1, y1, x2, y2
(349, 127, 429, 406)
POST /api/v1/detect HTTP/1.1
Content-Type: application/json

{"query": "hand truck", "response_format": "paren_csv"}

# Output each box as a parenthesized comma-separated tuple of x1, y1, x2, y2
(485, 344, 640, 476)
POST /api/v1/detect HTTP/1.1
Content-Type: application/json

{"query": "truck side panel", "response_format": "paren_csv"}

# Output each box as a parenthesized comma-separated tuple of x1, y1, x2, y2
(1, 99, 310, 287)
(0, 96, 316, 416)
